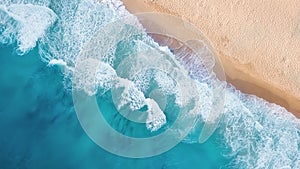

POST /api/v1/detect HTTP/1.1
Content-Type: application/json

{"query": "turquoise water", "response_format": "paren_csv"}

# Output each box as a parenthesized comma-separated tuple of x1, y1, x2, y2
(1, 0, 300, 168)
(0, 45, 228, 168)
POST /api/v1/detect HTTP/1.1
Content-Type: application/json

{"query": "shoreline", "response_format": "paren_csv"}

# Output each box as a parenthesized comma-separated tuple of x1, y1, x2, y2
(122, 0, 300, 117)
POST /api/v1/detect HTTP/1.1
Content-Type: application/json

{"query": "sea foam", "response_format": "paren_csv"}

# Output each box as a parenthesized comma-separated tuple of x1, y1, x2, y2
(0, 0, 300, 168)
(0, 4, 56, 55)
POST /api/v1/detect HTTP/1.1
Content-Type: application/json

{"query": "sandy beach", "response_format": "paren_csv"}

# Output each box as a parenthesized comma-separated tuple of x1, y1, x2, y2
(122, 0, 300, 117)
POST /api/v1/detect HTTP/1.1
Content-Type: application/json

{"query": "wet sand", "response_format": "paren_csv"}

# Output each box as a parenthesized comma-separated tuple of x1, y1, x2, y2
(122, 0, 300, 117)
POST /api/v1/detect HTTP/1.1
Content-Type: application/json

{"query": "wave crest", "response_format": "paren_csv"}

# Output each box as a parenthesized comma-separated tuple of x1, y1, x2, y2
(0, 4, 56, 55)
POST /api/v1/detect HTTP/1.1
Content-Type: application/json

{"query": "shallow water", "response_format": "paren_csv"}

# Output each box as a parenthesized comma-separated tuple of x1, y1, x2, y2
(1, 0, 300, 168)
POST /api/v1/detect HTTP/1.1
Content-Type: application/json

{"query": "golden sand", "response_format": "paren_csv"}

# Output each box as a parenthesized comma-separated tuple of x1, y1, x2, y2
(122, 0, 300, 117)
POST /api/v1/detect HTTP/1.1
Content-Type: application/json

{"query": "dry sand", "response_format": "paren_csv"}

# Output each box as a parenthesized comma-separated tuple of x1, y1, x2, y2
(122, 0, 300, 117)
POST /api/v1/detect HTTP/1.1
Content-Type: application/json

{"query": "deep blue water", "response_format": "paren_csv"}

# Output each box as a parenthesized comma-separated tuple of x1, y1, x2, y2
(1, 0, 300, 169)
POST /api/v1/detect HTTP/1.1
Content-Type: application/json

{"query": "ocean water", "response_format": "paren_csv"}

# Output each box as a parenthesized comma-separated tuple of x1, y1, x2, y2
(1, 0, 300, 168)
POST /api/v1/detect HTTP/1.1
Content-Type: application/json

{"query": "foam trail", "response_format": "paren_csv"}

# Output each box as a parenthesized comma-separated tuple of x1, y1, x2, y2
(0, 0, 300, 168)
(113, 78, 147, 111)
(48, 59, 67, 67)
(219, 87, 300, 168)
(145, 98, 167, 132)
(0, 4, 56, 55)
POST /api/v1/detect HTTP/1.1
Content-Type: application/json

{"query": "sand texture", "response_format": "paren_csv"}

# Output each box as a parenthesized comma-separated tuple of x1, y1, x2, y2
(122, 0, 300, 117)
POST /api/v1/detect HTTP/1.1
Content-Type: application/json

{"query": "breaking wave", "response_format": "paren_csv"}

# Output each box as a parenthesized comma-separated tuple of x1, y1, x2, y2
(1, 0, 300, 168)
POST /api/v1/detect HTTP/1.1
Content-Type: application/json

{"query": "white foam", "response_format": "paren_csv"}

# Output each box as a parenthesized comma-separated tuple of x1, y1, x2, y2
(74, 58, 117, 96)
(48, 59, 67, 67)
(132, 70, 152, 93)
(194, 82, 213, 120)
(111, 77, 166, 131)
(221, 88, 300, 168)
(101, 0, 129, 16)
(40, 0, 114, 61)
(145, 98, 166, 132)
(114, 78, 147, 111)
(2, 0, 300, 167)
(159, 46, 170, 52)
(0, 4, 56, 55)
(154, 70, 177, 95)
